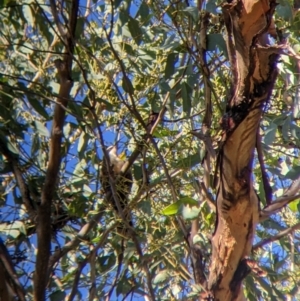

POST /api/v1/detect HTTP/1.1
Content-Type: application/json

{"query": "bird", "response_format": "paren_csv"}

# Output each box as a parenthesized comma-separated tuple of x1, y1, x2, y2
(100, 146, 133, 228)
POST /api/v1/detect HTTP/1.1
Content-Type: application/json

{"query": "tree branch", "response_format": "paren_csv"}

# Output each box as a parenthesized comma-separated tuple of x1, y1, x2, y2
(0, 139, 36, 219)
(256, 130, 272, 205)
(34, 1, 79, 300)
(67, 225, 113, 301)
(260, 193, 300, 221)
(253, 222, 300, 250)
(208, 1, 279, 299)
(0, 238, 25, 301)
(260, 176, 300, 221)
(48, 211, 112, 280)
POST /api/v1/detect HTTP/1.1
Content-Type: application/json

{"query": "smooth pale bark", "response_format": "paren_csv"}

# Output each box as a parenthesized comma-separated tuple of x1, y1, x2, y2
(207, 1, 279, 300)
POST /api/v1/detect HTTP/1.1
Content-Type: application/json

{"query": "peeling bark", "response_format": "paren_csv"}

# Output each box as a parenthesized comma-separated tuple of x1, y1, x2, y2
(207, 1, 280, 300)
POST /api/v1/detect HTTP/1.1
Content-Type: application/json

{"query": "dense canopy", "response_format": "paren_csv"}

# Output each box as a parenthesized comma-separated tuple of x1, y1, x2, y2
(0, 0, 300, 300)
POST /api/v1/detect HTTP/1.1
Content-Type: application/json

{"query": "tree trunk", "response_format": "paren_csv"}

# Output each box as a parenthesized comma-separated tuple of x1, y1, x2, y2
(208, 1, 280, 300)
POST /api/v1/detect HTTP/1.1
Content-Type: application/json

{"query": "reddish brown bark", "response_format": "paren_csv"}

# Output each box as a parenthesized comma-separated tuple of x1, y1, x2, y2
(207, 1, 280, 300)
(34, 1, 79, 300)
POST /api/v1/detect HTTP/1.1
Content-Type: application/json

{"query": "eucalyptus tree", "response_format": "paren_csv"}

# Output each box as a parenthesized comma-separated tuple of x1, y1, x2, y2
(0, 0, 300, 300)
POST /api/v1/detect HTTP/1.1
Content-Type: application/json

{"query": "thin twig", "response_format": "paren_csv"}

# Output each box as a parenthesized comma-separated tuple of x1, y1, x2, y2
(260, 193, 300, 221)
(256, 130, 272, 205)
(0, 140, 36, 219)
(67, 225, 115, 301)
(253, 222, 300, 250)
(0, 239, 26, 301)
(163, 109, 205, 123)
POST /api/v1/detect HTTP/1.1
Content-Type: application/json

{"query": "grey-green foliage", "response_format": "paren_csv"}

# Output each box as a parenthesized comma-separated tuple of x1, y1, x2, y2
(0, 0, 299, 300)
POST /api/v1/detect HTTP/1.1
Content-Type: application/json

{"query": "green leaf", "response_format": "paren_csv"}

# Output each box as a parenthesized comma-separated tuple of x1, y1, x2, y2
(2, 221, 25, 238)
(73, 159, 87, 177)
(159, 81, 171, 93)
(35, 6, 54, 45)
(97, 98, 114, 112)
(206, 0, 218, 14)
(290, 123, 300, 140)
(161, 201, 181, 216)
(119, 9, 129, 26)
(181, 7, 199, 22)
(116, 277, 133, 296)
(83, 184, 92, 197)
(271, 285, 286, 299)
(27, 97, 49, 119)
(0, 133, 19, 156)
(264, 123, 277, 145)
(285, 165, 300, 180)
(98, 254, 116, 274)
(164, 53, 178, 79)
(207, 33, 227, 57)
(258, 180, 267, 206)
(257, 277, 273, 295)
(77, 132, 88, 153)
(22, 4, 34, 25)
(152, 127, 177, 138)
(49, 290, 66, 301)
(175, 152, 203, 168)
(179, 196, 198, 206)
(31, 134, 39, 157)
(122, 76, 134, 94)
(137, 49, 156, 61)
(63, 123, 72, 138)
(67, 194, 89, 217)
(282, 115, 291, 141)
(136, 2, 150, 23)
(114, 0, 123, 8)
(182, 82, 192, 116)
(75, 17, 85, 40)
(161, 34, 180, 51)
(276, 1, 293, 21)
(128, 16, 142, 45)
(166, 91, 175, 117)
(153, 270, 169, 284)
(133, 164, 143, 180)
(7, 229, 20, 239)
(34, 121, 49, 137)
(137, 199, 152, 216)
(272, 114, 287, 126)
(122, 42, 135, 55)
(293, 44, 300, 54)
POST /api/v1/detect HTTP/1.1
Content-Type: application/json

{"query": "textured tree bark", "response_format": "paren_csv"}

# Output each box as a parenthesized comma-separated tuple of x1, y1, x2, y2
(207, 1, 280, 300)
(34, 1, 79, 300)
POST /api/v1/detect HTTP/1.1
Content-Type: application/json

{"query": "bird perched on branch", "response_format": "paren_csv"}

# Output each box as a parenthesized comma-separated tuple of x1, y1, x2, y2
(100, 146, 133, 228)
